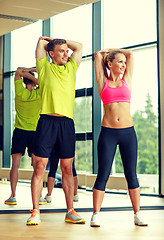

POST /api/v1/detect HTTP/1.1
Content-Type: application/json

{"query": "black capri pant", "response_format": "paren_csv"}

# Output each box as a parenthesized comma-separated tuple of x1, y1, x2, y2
(94, 126, 139, 191)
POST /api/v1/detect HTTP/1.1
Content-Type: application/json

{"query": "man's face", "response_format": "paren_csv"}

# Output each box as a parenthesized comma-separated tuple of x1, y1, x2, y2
(49, 44, 69, 65)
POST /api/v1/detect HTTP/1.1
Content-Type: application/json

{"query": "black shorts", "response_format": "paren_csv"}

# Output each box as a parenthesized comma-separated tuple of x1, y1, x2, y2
(11, 128, 35, 157)
(34, 114, 75, 159)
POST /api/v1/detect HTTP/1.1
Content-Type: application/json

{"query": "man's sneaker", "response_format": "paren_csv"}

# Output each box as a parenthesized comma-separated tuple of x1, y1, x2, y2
(65, 208, 85, 224)
(4, 196, 17, 205)
(134, 212, 148, 226)
(39, 196, 47, 205)
(44, 194, 52, 203)
(73, 194, 79, 202)
(26, 209, 40, 225)
(90, 212, 100, 227)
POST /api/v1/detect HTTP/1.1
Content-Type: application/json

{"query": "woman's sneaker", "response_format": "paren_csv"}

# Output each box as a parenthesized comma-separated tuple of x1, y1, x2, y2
(44, 194, 52, 203)
(90, 212, 100, 227)
(134, 212, 148, 226)
(4, 196, 17, 205)
(65, 208, 85, 224)
(26, 209, 40, 225)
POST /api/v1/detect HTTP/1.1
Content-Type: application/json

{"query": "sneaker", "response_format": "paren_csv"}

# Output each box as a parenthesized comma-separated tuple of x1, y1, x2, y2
(73, 194, 79, 202)
(39, 196, 47, 205)
(44, 194, 52, 203)
(4, 196, 17, 205)
(65, 208, 85, 224)
(134, 212, 148, 226)
(26, 209, 40, 225)
(90, 212, 100, 227)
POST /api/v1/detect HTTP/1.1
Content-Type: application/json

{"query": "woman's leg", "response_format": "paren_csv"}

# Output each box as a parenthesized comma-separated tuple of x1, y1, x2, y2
(93, 127, 117, 213)
(128, 187, 140, 213)
(119, 127, 140, 213)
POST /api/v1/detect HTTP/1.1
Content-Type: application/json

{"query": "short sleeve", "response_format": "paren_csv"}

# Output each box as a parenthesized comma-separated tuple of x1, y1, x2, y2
(36, 56, 48, 73)
(68, 56, 79, 72)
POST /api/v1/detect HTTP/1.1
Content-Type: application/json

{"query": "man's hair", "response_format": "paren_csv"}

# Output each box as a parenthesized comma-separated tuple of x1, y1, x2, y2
(47, 39, 67, 54)
(23, 71, 34, 85)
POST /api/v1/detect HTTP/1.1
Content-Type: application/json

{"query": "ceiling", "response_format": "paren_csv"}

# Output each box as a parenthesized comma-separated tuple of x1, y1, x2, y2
(0, 0, 99, 36)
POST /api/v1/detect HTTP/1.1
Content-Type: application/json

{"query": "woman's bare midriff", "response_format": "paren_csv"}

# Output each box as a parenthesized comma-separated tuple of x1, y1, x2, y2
(102, 102, 133, 128)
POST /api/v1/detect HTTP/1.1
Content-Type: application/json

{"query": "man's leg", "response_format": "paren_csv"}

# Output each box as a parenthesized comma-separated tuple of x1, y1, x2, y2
(31, 156, 48, 210)
(10, 153, 22, 197)
(5, 153, 22, 204)
(27, 156, 48, 225)
(61, 157, 85, 224)
(60, 157, 74, 210)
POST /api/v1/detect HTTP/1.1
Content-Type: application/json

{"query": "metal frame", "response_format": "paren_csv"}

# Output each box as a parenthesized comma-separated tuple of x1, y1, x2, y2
(92, 1, 102, 174)
(3, 33, 11, 168)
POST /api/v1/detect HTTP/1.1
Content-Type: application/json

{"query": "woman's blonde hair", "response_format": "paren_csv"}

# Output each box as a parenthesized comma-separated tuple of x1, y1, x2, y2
(104, 50, 125, 69)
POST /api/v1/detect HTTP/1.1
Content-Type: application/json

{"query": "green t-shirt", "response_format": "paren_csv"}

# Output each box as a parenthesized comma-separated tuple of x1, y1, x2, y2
(36, 56, 79, 119)
(14, 79, 41, 131)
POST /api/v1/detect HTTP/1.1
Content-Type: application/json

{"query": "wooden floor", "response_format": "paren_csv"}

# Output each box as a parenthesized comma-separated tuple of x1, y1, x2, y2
(1, 181, 164, 211)
(1, 181, 164, 239)
(0, 210, 164, 240)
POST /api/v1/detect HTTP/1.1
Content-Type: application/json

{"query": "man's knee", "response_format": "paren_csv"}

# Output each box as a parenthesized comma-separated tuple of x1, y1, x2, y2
(60, 160, 73, 175)
(11, 153, 22, 169)
(34, 157, 48, 176)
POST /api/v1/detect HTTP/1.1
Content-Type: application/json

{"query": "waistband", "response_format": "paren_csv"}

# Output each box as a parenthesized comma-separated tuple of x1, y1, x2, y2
(40, 114, 72, 122)
(101, 125, 135, 133)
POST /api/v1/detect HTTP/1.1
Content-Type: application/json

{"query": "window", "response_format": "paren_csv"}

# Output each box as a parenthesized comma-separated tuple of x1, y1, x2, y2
(76, 57, 92, 90)
(11, 21, 42, 71)
(74, 96, 92, 133)
(103, 0, 156, 48)
(52, 4, 92, 56)
(10, 21, 42, 169)
(103, 0, 158, 194)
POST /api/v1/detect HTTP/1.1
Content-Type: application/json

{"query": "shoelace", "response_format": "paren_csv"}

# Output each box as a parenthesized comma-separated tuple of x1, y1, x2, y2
(30, 209, 38, 218)
(68, 208, 80, 217)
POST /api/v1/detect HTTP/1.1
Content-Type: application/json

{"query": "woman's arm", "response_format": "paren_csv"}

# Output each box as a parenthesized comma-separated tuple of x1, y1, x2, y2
(120, 49, 133, 89)
(101, 48, 133, 88)
(94, 51, 108, 95)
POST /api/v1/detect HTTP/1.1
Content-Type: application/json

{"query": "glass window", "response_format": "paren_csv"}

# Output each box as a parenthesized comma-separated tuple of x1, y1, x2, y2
(131, 46, 158, 115)
(10, 21, 42, 169)
(51, 4, 92, 56)
(76, 57, 92, 89)
(75, 140, 92, 174)
(103, 0, 156, 48)
(74, 96, 92, 133)
(11, 21, 42, 71)
(112, 46, 158, 194)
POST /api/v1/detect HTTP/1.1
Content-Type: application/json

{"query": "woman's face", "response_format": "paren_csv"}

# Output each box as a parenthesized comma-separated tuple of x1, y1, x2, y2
(108, 53, 126, 75)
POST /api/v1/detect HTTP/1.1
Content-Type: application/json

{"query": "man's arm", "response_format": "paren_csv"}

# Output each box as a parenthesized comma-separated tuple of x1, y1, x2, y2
(67, 40, 83, 66)
(35, 36, 54, 59)
(14, 67, 38, 85)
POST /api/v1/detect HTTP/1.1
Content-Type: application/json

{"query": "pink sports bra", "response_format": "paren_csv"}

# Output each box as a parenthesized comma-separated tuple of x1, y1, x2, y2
(100, 79, 131, 105)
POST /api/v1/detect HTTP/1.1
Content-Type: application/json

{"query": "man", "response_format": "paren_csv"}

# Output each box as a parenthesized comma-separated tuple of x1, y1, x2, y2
(4, 67, 41, 205)
(27, 36, 85, 225)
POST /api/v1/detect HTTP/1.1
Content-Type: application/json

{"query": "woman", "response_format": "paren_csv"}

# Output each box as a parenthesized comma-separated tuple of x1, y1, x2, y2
(90, 48, 148, 227)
